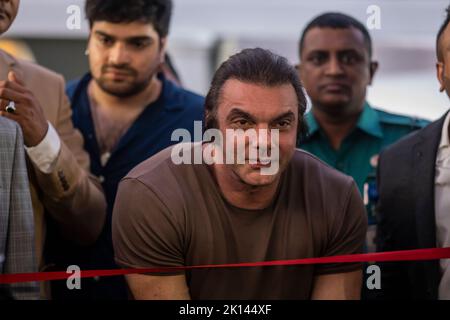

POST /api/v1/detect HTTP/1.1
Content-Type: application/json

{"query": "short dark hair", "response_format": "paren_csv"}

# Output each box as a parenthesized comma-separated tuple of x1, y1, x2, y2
(85, 0, 173, 38)
(205, 48, 308, 142)
(299, 12, 373, 58)
(436, 5, 450, 61)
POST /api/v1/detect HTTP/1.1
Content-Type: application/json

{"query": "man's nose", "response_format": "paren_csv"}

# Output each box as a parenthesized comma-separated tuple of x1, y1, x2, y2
(324, 56, 345, 76)
(254, 125, 273, 150)
(108, 43, 131, 65)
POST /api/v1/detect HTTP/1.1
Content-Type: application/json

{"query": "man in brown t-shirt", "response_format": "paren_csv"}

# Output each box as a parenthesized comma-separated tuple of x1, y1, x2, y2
(112, 48, 367, 300)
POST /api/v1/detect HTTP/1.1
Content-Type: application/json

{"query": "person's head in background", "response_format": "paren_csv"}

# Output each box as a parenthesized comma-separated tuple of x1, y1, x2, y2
(298, 12, 378, 119)
(85, 0, 172, 98)
(436, 5, 450, 99)
(0, 0, 19, 35)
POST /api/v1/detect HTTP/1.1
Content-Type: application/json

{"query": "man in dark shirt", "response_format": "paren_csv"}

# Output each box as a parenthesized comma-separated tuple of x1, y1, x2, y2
(113, 48, 367, 299)
(46, 0, 204, 299)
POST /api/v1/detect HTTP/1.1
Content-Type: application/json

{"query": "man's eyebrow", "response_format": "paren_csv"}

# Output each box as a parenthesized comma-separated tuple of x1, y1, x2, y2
(226, 108, 257, 122)
(306, 48, 362, 54)
(271, 111, 296, 123)
(125, 36, 153, 42)
(94, 31, 153, 42)
(337, 48, 364, 55)
(305, 49, 328, 55)
(94, 30, 115, 39)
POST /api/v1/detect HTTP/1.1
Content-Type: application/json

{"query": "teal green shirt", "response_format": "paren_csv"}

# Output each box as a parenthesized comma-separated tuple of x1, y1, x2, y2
(299, 102, 429, 195)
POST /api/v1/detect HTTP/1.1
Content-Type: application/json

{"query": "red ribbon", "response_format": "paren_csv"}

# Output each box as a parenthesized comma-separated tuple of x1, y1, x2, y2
(1, 247, 450, 284)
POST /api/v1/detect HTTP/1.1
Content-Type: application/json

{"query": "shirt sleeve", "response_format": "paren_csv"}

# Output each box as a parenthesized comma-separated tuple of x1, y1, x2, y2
(24, 122, 61, 174)
(112, 177, 185, 275)
(315, 179, 368, 275)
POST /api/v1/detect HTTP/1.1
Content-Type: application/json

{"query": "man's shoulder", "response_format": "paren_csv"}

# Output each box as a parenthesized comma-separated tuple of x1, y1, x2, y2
(122, 143, 202, 209)
(16, 58, 64, 86)
(126, 145, 176, 179)
(291, 149, 355, 187)
(125, 142, 200, 185)
(375, 108, 430, 130)
(66, 77, 84, 98)
(164, 79, 204, 111)
(379, 125, 425, 167)
(380, 114, 443, 160)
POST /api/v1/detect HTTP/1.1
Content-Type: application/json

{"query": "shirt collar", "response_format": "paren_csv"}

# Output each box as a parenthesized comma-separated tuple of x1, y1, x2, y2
(305, 102, 383, 139)
(356, 102, 384, 138)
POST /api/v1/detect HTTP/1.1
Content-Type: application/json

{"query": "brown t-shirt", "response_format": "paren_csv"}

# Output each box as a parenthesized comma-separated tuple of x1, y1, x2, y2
(112, 143, 367, 299)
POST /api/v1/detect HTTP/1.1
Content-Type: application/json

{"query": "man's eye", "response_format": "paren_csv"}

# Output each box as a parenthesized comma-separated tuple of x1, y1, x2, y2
(99, 36, 113, 46)
(275, 120, 291, 129)
(130, 40, 148, 49)
(308, 54, 326, 65)
(340, 53, 358, 65)
(233, 119, 252, 128)
(237, 119, 249, 126)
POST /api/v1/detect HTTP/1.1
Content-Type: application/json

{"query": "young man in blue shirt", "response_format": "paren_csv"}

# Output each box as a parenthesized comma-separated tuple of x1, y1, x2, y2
(46, 0, 204, 299)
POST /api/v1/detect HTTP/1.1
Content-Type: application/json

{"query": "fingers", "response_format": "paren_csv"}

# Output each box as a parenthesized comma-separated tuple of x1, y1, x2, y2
(0, 99, 10, 112)
(0, 72, 30, 112)
(0, 110, 21, 122)
(8, 71, 25, 86)
(0, 73, 27, 94)
(0, 87, 26, 105)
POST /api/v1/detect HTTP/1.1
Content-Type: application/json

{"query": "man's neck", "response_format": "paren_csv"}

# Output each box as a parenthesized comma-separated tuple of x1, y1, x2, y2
(313, 104, 363, 150)
(211, 164, 280, 210)
(89, 76, 162, 111)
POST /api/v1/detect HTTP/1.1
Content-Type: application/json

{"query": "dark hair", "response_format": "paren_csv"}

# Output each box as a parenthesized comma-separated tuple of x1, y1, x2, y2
(85, 0, 172, 38)
(436, 5, 450, 61)
(299, 12, 372, 58)
(205, 48, 308, 142)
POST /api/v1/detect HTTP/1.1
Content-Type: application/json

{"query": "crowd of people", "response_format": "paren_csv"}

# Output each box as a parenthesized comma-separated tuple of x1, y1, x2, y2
(0, 0, 449, 300)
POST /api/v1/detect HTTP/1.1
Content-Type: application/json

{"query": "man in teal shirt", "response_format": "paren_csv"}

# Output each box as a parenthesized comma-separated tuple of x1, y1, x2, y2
(297, 13, 428, 250)
(303, 102, 428, 195)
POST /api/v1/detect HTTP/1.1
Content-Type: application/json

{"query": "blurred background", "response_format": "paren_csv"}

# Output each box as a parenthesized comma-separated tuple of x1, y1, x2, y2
(2, 0, 449, 120)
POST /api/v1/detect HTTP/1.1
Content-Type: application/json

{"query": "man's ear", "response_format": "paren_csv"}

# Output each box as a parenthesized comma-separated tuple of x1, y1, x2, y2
(436, 62, 445, 92)
(368, 61, 379, 85)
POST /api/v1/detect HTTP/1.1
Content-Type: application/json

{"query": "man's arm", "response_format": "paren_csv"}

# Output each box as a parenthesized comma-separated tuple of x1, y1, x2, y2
(3, 121, 40, 299)
(113, 177, 188, 299)
(374, 149, 412, 299)
(125, 274, 190, 300)
(311, 271, 362, 300)
(313, 179, 367, 300)
(0, 70, 106, 245)
(35, 77, 106, 244)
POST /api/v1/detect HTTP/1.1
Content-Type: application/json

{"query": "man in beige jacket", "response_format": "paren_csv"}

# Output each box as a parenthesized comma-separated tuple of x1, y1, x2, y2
(0, 0, 106, 293)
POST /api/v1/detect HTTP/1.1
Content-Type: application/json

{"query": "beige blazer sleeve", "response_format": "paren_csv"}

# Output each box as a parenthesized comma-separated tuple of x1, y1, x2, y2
(25, 66, 106, 245)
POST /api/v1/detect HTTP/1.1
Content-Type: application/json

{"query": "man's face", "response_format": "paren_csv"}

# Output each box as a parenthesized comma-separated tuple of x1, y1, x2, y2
(88, 21, 166, 98)
(299, 27, 376, 115)
(0, 0, 19, 35)
(215, 79, 299, 187)
(437, 24, 450, 98)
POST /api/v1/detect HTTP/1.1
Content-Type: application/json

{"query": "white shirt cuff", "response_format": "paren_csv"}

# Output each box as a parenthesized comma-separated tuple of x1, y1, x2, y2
(25, 122, 61, 174)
